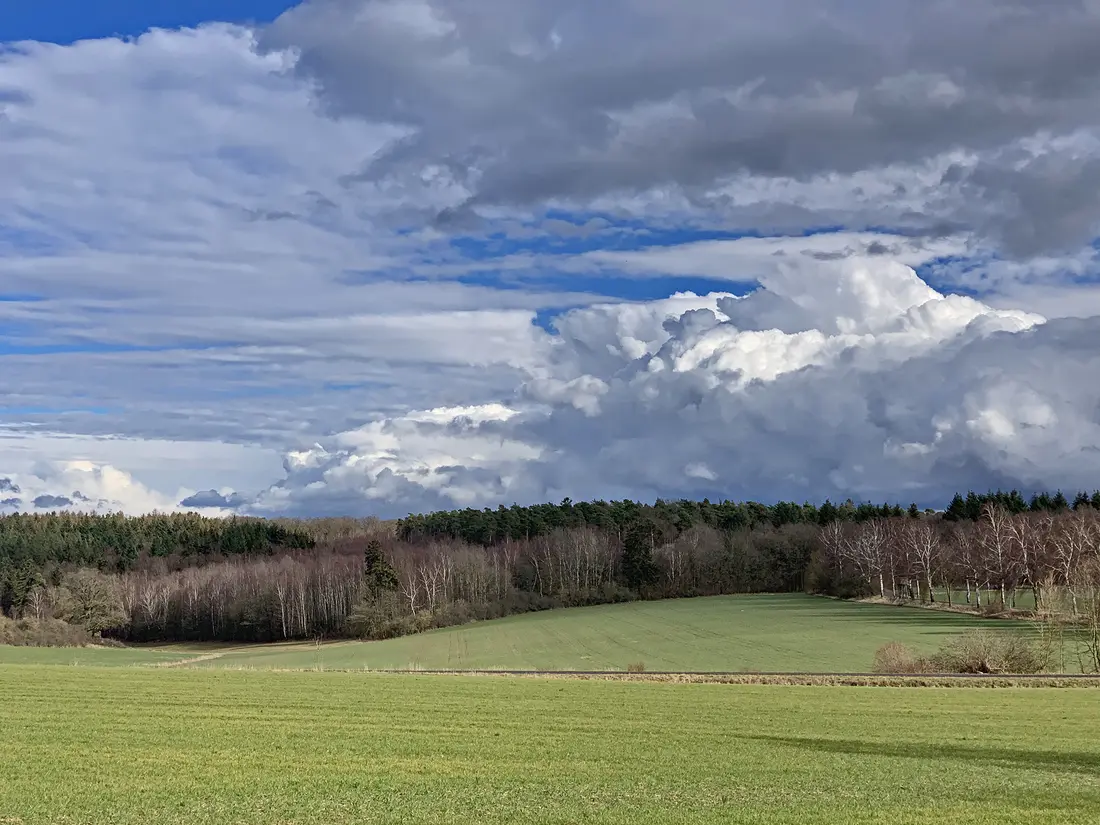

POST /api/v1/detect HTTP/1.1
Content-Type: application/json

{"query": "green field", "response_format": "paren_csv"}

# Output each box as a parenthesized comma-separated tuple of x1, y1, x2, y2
(182, 594, 1017, 672)
(0, 594, 1022, 673)
(0, 645, 196, 667)
(1, 665, 1097, 825)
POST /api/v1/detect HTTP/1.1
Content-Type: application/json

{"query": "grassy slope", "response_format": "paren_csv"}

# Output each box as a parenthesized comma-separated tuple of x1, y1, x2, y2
(193, 593, 1014, 673)
(0, 594, 1023, 673)
(2, 665, 1098, 825)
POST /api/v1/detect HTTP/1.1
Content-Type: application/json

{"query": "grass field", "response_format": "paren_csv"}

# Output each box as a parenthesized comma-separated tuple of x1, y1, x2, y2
(1, 665, 1098, 824)
(0, 594, 1022, 673)
(190, 594, 1016, 672)
(0, 645, 197, 667)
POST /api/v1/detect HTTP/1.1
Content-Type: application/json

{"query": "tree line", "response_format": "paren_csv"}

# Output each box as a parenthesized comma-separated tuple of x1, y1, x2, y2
(3, 491, 1100, 664)
(398, 488, 1100, 546)
(3, 520, 815, 644)
(0, 512, 316, 572)
(812, 505, 1100, 671)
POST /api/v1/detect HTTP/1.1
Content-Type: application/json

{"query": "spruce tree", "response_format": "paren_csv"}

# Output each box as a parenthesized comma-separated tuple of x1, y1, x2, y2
(944, 493, 966, 521)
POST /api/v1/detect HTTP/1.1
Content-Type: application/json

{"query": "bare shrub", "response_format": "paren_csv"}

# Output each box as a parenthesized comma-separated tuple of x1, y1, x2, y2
(626, 661, 647, 673)
(0, 616, 98, 647)
(872, 642, 932, 674)
(931, 629, 1047, 674)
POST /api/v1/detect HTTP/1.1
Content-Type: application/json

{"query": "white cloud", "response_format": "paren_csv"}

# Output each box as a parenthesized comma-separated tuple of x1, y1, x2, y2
(0, 431, 283, 514)
(250, 259, 1100, 515)
(0, 23, 571, 463)
(251, 403, 542, 515)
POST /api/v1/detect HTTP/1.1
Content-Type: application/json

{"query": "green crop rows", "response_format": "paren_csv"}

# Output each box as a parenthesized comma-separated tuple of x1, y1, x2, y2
(2, 665, 1098, 824)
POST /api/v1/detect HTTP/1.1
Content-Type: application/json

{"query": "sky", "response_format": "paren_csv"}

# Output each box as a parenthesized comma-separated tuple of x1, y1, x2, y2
(0, 2, 298, 43)
(2, 0, 1100, 518)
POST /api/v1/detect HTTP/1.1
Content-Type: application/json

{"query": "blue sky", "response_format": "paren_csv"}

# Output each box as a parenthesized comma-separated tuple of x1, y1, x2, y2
(0, 1, 296, 44)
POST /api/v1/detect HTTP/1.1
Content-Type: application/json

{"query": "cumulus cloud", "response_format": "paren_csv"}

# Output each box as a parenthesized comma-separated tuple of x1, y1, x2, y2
(247, 258, 1100, 516)
(251, 404, 540, 516)
(4, 460, 191, 515)
(0, 433, 283, 515)
(268, 0, 1100, 255)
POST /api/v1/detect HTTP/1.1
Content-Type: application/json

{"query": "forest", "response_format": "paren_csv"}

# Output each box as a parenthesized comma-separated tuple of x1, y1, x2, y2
(1, 489, 1099, 662)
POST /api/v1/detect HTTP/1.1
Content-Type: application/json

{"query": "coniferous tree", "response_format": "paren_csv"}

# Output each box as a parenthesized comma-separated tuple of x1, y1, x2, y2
(620, 521, 659, 592)
(363, 540, 398, 593)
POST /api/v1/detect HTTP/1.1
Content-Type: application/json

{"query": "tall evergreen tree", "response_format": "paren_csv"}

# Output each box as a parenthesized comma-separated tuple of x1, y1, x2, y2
(620, 521, 659, 592)
(363, 540, 398, 592)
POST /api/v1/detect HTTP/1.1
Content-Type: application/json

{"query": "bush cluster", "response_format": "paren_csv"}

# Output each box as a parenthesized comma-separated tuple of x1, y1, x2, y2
(873, 630, 1048, 675)
(0, 616, 113, 647)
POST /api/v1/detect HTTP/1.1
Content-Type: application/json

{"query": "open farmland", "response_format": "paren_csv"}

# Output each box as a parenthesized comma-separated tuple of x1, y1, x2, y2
(190, 594, 1015, 672)
(1, 665, 1098, 825)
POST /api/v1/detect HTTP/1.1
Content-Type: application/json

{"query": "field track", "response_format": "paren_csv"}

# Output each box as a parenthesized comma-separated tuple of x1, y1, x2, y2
(350, 670, 1100, 687)
(367, 669, 1099, 677)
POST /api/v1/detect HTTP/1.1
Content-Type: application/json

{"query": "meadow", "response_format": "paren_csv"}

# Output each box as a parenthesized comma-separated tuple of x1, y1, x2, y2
(1, 665, 1097, 825)
(0, 594, 1021, 672)
(171, 594, 1019, 672)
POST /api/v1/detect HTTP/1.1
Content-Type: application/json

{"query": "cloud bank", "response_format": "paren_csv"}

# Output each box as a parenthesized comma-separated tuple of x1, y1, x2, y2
(268, 0, 1100, 255)
(253, 253, 1100, 516)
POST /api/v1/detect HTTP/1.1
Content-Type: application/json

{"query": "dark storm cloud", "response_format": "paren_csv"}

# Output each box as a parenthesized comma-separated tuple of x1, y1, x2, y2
(179, 490, 249, 509)
(33, 494, 72, 509)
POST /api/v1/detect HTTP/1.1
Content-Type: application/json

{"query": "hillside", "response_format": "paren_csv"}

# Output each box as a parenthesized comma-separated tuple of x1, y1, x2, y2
(164, 594, 1009, 672)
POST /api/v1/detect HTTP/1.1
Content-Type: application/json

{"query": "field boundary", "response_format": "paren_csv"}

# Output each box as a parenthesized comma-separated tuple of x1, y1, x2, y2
(366, 669, 1100, 687)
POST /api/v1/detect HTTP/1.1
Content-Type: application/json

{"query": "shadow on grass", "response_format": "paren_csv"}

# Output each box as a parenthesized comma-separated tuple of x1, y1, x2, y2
(746, 734, 1100, 776)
